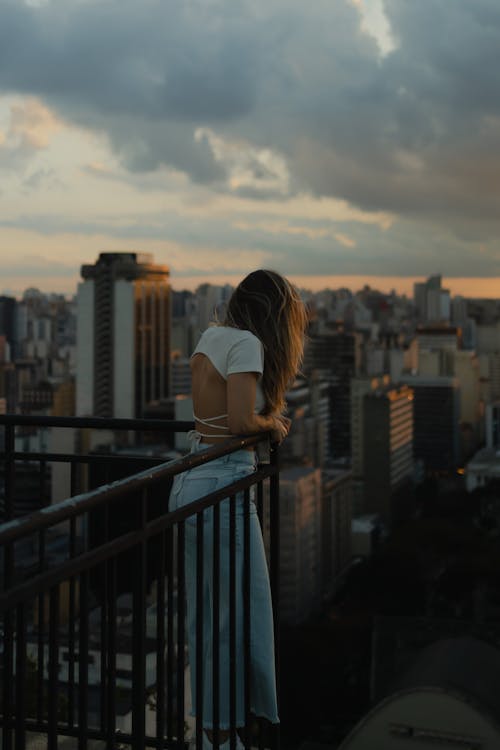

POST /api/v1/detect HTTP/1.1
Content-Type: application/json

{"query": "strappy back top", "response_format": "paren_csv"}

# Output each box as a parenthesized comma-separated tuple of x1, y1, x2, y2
(191, 326, 265, 438)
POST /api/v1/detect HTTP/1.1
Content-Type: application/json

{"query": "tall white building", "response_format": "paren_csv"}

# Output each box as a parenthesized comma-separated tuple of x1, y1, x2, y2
(76, 252, 170, 418)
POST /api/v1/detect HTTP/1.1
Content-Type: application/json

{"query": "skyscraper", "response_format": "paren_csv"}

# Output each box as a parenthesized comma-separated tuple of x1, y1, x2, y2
(303, 331, 361, 458)
(350, 375, 385, 514)
(270, 466, 323, 625)
(400, 375, 460, 474)
(280, 377, 331, 467)
(362, 383, 414, 521)
(0, 296, 16, 359)
(77, 252, 170, 418)
(413, 274, 451, 323)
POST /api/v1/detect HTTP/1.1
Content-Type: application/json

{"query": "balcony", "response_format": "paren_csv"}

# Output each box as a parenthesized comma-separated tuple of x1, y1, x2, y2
(0, 415, 280, 750)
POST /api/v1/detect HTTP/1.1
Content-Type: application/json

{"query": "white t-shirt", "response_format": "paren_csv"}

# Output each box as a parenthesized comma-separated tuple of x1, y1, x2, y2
(191, 326, 265, 412)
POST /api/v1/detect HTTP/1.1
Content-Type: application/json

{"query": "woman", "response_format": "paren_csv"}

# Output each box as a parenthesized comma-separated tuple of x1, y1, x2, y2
(169, 269, 307, 749)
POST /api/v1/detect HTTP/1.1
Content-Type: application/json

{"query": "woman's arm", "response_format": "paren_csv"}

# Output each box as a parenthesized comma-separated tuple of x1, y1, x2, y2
(226, 372, 290, 442)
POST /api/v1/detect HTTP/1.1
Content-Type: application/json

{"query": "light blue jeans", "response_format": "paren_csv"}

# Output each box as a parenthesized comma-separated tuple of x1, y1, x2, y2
(169, 436, 279, 729)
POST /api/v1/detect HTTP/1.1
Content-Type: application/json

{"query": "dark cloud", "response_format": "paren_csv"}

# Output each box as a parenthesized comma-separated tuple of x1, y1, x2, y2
(2, 0, 500, 230)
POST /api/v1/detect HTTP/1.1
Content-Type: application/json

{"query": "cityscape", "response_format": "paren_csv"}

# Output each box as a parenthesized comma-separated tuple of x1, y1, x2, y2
(2, 0, 500, 747)
(2, 253, 500, 747)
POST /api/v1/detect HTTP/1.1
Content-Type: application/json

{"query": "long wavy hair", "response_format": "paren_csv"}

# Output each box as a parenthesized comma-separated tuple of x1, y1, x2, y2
(222, 269, 307, 415)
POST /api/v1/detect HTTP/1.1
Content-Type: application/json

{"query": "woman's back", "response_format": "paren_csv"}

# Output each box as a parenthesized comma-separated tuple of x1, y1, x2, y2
(190, 326, 265, 442)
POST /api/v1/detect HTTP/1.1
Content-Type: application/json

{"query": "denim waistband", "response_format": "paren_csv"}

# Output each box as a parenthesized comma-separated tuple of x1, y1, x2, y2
(188, 429, 255, 466)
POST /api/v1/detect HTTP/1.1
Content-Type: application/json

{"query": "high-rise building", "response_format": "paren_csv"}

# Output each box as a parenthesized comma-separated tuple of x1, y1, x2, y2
(0, 362, 16, 413)
(417, 339, 482, 454)
(413, 274, 449, 323)
(476, 321, 500, 354)
(322, 467, 353, 597)
(451, 295, 468, 326)
(365, 345, 385, 376)
(171, 289, 197, 358)
(0, 335, 10, 364)
(195, 283, 233, 332)
(303, 332, 361, 458)
(363, 383, 414, 521)
(448, 351, 482, 443)
(485, 402, 500, 451)
(281, 377, 331, 467)
(303, 331, 362, 376)
(400, 375, 460, 474)
(0, 296, 17, 359)
(413, 282, 428, 321)
(351, 375, 388, 513)
(171, 355, 192, 397)
(77, 252, 170, 418)
(483, 352, 500, 401)
(416, 326, 461, 352)
(271, 466, 323, 625)
(426, 288, 451, 323)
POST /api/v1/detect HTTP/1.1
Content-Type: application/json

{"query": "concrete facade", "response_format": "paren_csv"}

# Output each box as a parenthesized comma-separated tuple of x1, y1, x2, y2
(276, 467, 323, 625)
(363, 384, 414, 520)
(77, 253, 170, 418)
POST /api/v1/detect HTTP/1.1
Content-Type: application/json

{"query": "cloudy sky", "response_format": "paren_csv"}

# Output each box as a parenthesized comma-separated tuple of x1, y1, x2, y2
(1, 0, 500, 296)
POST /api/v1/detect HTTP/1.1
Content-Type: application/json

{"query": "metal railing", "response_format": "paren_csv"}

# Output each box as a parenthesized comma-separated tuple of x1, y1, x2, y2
(0, 415, 280, 750)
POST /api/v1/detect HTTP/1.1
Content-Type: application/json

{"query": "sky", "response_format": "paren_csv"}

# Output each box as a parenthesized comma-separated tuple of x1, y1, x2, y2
(1, 0, 500, 297)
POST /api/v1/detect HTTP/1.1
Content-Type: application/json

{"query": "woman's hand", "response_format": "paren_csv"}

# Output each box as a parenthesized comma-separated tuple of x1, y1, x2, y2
(270, 415, 291, 444)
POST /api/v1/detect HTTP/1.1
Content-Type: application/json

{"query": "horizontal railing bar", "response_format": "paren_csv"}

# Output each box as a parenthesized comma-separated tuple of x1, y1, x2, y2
(148, 467, 276, 533)
(0, 434, 269, 545)
(10, 451, 166, 465)
(0, 466, 276, 611)
(0, 414, 194, 431)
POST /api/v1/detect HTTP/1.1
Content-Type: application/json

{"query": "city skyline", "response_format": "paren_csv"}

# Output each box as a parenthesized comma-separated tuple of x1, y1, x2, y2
(1, 0, 500, 293)
(3, 268, 500, 301)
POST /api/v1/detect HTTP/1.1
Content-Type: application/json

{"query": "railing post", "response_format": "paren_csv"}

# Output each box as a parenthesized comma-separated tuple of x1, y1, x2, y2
(3, 422, 14, 522)
(229, 495, 237, 749)
(195, 510, 205, 750)
(177, 521, 186, 747)
(212, 502, 221, 749)
(243, 489, 251, 750)
(156, 531, 166, 745)
(132, 488, 147, 749)
(2, 422, 15, 750)
(78, 571, 89, 750)
(48, 585, 61, 750)
(14, 603, 26, 750)
(269, 444, 281, 750)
